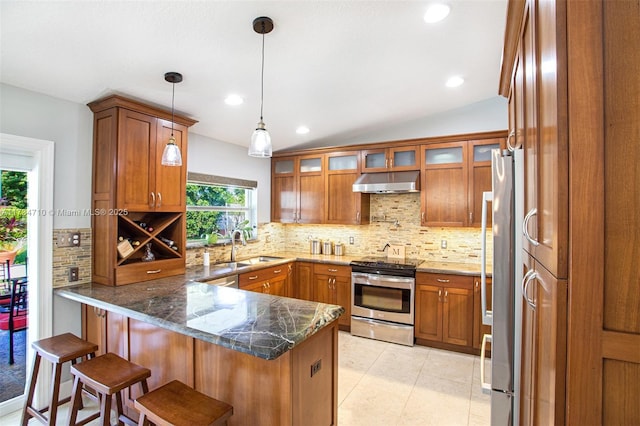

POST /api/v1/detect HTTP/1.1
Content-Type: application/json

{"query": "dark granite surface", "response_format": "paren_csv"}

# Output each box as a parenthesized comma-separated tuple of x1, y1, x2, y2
(56, 276, 343, 361)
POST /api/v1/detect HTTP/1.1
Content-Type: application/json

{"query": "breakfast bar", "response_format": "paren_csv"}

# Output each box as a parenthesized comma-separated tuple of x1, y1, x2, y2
(56, 276, 344, 426)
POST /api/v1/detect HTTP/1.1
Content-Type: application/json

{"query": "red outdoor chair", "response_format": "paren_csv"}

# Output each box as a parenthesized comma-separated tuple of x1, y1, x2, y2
(0, 259, 28, 364)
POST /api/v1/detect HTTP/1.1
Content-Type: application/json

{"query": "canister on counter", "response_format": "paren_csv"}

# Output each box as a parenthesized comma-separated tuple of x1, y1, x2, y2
(310, 239, 322, 254)
(334, 242, 345, 256)
(323, 240, 333, 255)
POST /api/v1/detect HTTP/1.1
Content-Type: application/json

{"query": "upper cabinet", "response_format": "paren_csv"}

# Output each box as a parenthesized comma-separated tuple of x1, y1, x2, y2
(271, 154, 325, 224)
(420, 138, 503, 227)
(116, 109, 188, 211)
(361, 146, 419, 172)
(88, 95, 196, 285)
(325, 151, 370, 225)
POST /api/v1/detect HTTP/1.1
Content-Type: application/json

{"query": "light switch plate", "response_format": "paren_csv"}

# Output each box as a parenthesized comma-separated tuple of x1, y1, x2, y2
(57, 232, 81, 247)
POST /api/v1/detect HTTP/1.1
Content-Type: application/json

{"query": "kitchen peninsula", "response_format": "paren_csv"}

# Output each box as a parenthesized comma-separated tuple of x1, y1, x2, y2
(56, 275, 343, 426)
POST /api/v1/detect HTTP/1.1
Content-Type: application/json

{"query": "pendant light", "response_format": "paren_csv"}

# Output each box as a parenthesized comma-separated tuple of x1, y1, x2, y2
(249, 16, 274, 158)
(161, 71, 183, 166)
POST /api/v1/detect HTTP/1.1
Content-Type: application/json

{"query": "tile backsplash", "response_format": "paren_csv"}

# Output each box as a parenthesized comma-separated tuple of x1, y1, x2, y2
(53, 194, 492, 278)
(188, 193, 492, 267)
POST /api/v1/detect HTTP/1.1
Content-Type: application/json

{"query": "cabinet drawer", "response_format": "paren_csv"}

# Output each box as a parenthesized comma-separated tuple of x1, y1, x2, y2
(115, 258, 185, 285)
(239, 265, 288, 287)
(416, 272, 472, 289)
(313, 263, 351, 278)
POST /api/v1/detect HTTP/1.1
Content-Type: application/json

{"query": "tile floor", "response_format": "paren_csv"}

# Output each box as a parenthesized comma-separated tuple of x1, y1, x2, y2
(0, 331, 490, 425)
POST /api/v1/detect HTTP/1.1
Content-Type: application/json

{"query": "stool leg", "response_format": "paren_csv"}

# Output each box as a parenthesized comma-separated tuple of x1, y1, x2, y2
(115, 392, 125, 426)
(100, 393, 112, 426)
(21, 353, 41, 426)
(68, 374, 84, 426)
(48, 361, 63, 425)
(137, 413, 147, 426)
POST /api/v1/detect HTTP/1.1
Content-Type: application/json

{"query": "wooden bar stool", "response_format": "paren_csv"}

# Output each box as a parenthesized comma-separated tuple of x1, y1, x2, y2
(134, 380, 233, 426)
(21, 333, 98, 426)
(68, 352, 151, 426)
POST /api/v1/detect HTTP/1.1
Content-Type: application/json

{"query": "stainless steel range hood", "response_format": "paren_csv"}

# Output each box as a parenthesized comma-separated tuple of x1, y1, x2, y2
(352, 171, 420, 193)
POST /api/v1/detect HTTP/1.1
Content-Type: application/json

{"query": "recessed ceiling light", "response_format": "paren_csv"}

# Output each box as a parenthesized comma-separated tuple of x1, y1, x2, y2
(446, 76, 464, 88)
(224, 94, 243, 106)
(296, 126, 310, 135)
(424, 3, 451, 23)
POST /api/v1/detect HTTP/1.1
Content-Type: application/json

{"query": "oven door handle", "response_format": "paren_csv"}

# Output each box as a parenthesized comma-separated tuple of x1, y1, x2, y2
(352, 273, 415, 289)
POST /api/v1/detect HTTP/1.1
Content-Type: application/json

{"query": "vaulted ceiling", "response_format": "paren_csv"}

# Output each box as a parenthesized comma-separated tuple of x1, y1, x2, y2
(0, 1, 507, 151)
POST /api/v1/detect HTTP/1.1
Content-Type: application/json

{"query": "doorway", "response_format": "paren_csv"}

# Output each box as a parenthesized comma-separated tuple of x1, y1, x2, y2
(0, 133, 54, 416)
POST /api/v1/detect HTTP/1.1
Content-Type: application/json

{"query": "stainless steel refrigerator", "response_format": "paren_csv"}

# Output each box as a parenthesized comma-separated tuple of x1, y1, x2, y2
(480, 148, 524, 425)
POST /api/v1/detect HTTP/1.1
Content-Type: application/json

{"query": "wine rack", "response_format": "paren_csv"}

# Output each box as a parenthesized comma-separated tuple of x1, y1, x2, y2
(117, 212, 184, 266)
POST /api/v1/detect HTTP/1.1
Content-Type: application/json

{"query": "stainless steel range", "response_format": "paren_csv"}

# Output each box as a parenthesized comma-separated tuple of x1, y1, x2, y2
(350, 257, 420, 346)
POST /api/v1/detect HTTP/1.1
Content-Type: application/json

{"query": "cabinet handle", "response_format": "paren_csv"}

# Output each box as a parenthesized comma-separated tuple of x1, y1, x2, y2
(523, 208, 540, 246)
(522, 269, 537, 310)
(157, 192, 162, 208)
(444, 290, 448, 301)
(150, 192, 155, 207)
(469, 211, 473, 222)
(438, 289, 442, 301)
(93, 306, 106, 318)
(480, 334, 492, 392)
(421, 211, 425, 222)
(146, 269, 161, 274)
(436, 278, 450, 283)
(263, 283, 267, 289)
(248, 275, 259, 280)
(273, 269, 282, 274)
(385, 158, 389, 168)
(389, 158, 393, 168)
(506, 130, 516, 151)
(356, 211, 360, 223)
(328, 268, 338, 273)
(332, 277, 336, 290)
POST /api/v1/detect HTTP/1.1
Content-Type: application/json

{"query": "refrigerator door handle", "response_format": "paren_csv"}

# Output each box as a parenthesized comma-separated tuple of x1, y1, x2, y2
(480, 334, 492, 394)
(481, 191, 493, 326)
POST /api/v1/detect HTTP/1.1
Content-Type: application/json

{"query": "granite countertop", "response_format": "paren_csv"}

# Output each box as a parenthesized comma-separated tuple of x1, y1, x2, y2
(56, 276, 344, 361)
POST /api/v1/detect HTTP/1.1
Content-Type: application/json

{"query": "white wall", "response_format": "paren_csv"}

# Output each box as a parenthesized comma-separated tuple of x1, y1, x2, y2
(187, 134, 272, 223)
(295, 96, 508, 149)
(0, 83, 94, 229)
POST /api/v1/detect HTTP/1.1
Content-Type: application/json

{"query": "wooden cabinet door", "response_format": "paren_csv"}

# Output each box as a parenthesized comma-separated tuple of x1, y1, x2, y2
(335, 275, 351, 327)
(295, 262, 314, 301)
(388, 146, 419, 170)
(116, 109, 156, 211)
(473, 276, 492, 352)
(421, 141, 468, 226)
(155, 119, 188, 211)
(83, 304, 105, 355)
(442, 286, 474, 347)
(414, 284, 442, 341)
(266, 276, 287, 296)
(468, 138, 503, 227)
(325, 151, 369, 225)
(360, 148, 388, 172)
(313, 273, 335, 305)
(520, 251, 536, 426)
(271, 157, 297, 223)
(297, 155, 325, 224)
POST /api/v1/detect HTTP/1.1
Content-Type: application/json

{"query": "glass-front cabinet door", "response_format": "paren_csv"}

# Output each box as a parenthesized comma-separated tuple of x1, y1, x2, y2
(361, 146, 419, 172)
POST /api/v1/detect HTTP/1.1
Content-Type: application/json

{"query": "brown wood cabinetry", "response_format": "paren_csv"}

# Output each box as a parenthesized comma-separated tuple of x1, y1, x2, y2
(420, 138, 503, 227)
(325, 151, 370, 225)
(88, 95, 196, 286)
(520, 252, 567, 426)
(415, 273, 474, 348)
(360, 146, 419, 172)
(472, 276, 492, 354)
(312, 264, 351, 328)
(81, 304, 125, 357)
(271, 155, 324, 224)
(239, 264, 291, 297)
(294, 262, 314, 301)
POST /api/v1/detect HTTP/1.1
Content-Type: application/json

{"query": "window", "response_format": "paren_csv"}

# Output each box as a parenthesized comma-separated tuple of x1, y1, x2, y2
(186, 172, 258, 245)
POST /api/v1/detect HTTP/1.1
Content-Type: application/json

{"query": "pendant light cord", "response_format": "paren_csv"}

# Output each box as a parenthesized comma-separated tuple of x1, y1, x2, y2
(171, 82, 176, 137)
(259, 26, 265, 121)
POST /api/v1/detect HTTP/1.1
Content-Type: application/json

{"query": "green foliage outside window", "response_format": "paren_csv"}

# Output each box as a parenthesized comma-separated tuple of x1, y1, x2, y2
(0, 170, 28, 263)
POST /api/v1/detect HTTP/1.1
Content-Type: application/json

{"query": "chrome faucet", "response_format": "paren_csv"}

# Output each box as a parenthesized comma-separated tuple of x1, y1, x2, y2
(230, 229, 246, 261)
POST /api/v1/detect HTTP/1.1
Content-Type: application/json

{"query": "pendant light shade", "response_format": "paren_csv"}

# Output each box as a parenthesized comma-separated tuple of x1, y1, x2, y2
(162, 71, 183, 166)
(249, 17, 274, 158)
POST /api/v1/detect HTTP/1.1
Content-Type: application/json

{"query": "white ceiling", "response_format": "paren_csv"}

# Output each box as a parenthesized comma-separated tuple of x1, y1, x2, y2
(0, 0, 507, 152)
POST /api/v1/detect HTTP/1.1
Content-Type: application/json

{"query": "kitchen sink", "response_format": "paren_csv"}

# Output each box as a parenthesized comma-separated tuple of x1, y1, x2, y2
(212, 256, 284, 269)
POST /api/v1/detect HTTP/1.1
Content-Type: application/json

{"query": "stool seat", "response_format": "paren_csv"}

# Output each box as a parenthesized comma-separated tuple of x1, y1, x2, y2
(22, 333, 97, 426)
(135, 380, 233, 426)
(32, 332, 99, 364)
(69, 353, 151, 426)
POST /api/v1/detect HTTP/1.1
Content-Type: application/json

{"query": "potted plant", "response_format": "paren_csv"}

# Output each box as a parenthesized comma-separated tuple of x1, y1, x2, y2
(0, 205, 27, 265)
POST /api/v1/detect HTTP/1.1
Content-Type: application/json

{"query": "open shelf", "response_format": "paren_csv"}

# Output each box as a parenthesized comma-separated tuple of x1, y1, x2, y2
(117, 212, 184, 266)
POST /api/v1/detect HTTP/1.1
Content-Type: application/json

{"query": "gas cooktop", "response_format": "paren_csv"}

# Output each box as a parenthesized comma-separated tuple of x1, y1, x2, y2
(350, 257, 423, 277)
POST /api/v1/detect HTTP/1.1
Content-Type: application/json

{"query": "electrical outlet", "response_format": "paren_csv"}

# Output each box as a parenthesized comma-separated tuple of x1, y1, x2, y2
(57, 232, 81, 247)
(349, 236, 354, 245)
(69, 266, 79, 282)
(310, 359, 322, 377)
(441, 239, 447, 249)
